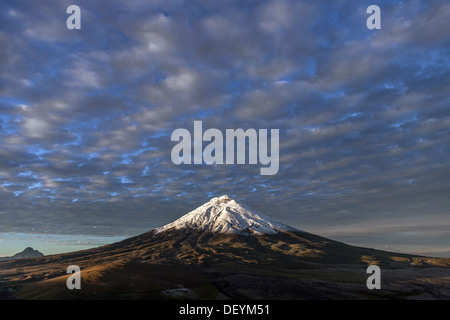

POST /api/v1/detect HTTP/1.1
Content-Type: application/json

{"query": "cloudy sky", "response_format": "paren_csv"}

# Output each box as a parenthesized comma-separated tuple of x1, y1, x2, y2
(1, 0, 449, 257)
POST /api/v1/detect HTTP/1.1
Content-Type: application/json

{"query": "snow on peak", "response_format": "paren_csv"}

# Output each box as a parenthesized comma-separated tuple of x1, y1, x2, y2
(155, 195, 295, 235)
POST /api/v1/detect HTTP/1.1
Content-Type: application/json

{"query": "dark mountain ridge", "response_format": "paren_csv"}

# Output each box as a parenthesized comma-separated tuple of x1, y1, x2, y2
(0, 247, 44, 261)
(0, 196, 449, 299)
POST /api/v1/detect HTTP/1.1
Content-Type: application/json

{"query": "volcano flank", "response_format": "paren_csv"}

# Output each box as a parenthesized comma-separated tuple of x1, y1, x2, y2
(1, 195, 449, 300)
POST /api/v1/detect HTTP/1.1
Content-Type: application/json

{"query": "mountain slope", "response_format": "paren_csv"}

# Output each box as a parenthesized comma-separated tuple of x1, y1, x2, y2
(155, 195, 294, 235)
(1, 195, 449, 300)
(1, 195, 447, 268)
(0, 247, 44, 261)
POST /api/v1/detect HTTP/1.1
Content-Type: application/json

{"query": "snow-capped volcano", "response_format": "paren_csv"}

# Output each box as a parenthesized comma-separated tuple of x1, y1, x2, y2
(156, 195, 295, 235)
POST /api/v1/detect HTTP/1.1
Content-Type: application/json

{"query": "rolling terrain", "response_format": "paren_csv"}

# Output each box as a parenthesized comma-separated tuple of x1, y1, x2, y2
(1, 195, 449, 300)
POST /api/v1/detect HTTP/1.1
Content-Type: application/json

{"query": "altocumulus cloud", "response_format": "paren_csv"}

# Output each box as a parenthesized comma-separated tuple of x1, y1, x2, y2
(0, 0, 449, 255)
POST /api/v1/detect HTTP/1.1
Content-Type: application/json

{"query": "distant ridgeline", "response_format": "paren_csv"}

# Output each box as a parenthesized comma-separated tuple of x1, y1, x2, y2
(0, 247, 44, 261)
